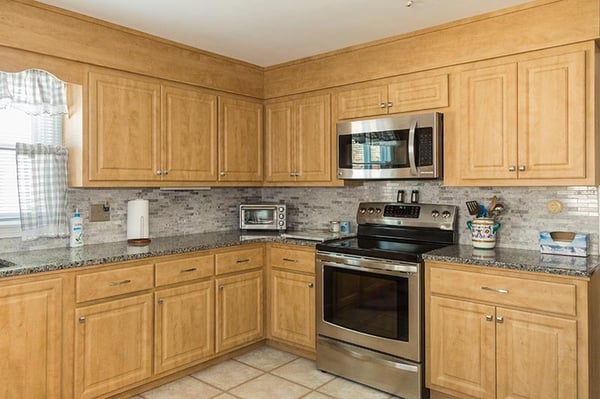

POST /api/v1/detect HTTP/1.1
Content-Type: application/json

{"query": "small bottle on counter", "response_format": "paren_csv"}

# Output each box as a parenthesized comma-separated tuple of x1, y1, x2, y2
(70, 208, 84, 247)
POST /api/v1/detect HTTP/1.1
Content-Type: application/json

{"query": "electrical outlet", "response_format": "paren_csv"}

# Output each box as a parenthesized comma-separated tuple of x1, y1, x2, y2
(90, 203, 110, 222)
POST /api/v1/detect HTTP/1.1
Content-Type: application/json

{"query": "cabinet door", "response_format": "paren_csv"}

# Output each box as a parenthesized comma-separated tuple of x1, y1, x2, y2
(75, 294, 153, 399)
(216, 270, 264, 352)
(218, 96, 263, 181)
(88, 70, 161, 181)
(428, 296, 496, 399)
(296, 94, 331, 182)
(387, 74, 449, 113)
(162, 85, 218, 181)
(458, 63, 518, 180)
(264, 100, 295, 182)
(270, 270, 315, 349)
(0, 279, 62, 399)
(155, 281, 214, 374)
(496, 307, 577, 399)
(517, 51, 586, 179)
(334, 85, 388, 120)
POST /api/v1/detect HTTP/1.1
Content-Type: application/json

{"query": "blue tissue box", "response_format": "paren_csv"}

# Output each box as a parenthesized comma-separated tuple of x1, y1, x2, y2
(539, 231, 589, 257)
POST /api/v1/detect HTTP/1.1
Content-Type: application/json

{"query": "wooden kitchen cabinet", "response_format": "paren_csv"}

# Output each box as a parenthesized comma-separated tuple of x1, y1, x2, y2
(448, 44, 593, 186)
(265, 94, 331, 183)
(218, 96, 263, 182)
(267, 244, 316, 351)
(0, 278, 63, 399)
(334, 74, 448, 120)
(426, 261, 584, 399)
(74, 293, 153, 399)
(154, 281, 214, 374)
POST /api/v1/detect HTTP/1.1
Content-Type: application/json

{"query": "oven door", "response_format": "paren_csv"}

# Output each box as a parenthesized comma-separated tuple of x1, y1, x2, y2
(316, 252, 422, 361)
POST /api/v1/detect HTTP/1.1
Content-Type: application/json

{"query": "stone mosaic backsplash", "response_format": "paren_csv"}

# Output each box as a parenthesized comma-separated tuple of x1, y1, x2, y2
(0, 182, 598, 255)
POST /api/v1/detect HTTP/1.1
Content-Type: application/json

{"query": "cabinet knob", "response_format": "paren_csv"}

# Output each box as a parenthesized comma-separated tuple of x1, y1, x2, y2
(380, 103, 386, 109)
(219, 285, 224, 291)
(496, 316, 504, 323)
(308, 282, 314, 288)
(156, 169, 163, 175)
(485, 314, 493, 322)
(163, 169, 169, 175)
(78, 316, 86, 324)
(518, 165, 526, 172)
(387, 101, 393, 108)
(508, 165, 516, 172)
(220, 171, 226, 176)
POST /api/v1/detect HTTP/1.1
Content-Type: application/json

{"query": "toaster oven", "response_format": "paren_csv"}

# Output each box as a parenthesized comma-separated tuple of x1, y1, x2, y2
(239, 204, 287, 231)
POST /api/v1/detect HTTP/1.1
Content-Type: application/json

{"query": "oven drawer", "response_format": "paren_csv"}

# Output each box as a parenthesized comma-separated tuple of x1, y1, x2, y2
(269, 246, 315, 274)
(428, 265, 577, 316)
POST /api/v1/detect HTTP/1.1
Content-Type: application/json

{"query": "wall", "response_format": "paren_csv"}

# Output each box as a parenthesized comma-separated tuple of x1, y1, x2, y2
(0, 183, 597, 255)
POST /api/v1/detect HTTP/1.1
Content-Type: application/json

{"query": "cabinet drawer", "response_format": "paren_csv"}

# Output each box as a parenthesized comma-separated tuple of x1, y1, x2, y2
(429, 266, 577, 316)
(216, 247, 263, 275)
(155, 255, 214, 287)
(269, 247, 315, 274)
(76, 264, 154, 303)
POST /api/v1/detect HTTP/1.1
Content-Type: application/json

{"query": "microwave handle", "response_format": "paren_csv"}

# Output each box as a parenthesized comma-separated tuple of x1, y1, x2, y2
(408, 119, 418, 176)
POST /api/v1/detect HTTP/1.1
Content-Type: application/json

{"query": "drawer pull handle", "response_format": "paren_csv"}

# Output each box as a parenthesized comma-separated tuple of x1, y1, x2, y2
(283, 258, 298, 263)
(236, 258, 250, 263)
(481, 286, 509, 294)
(109, 279, 132, 286)
(181, 267, 197, 273)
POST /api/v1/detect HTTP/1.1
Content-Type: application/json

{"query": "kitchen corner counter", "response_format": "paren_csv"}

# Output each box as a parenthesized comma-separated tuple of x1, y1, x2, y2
(0, 230, 336, 278)
(423, 244, 600, 278)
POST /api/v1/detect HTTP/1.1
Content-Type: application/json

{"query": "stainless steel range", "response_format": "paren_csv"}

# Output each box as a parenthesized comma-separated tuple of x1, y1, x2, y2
(315, 202, 457, 399)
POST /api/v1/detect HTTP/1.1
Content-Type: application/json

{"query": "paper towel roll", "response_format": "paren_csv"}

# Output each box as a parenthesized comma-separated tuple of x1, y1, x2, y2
(127, 199, 149, 240)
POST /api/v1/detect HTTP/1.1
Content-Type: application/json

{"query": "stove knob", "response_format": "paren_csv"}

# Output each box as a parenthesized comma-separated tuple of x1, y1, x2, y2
(442, 210, 451, 218)
(375, 208, 382, 214)
(431, 210, 440, 218)
(359, 208, 366, 214)
(367, 208, 375, 214)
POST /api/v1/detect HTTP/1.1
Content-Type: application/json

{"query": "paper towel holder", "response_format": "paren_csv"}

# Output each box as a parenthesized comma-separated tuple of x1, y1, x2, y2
(127, 199, 151, 246)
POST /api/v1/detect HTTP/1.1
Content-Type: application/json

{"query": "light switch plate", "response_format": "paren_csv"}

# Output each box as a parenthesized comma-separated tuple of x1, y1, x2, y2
(90, 203, 110, 222)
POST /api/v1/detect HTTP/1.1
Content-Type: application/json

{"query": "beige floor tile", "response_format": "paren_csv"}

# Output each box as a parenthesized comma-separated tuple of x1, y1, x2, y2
(192, 359, 263, 390)
(234, 346, 298, 371)
(213, 394, 238, 399)
(317, 377, 391, 399)
(301, 392, 334, 399)
(140, 376, 222, 399)
(229, 373, 310, 399)
(272, 357, 335, 389)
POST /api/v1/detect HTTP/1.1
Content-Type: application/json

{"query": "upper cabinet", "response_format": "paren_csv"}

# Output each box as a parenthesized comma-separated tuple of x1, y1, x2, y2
(446, 43, 595, 186)
(265, 94, 331, 183)
(334, 74, 448, 120)
(218, 96, 263, 182)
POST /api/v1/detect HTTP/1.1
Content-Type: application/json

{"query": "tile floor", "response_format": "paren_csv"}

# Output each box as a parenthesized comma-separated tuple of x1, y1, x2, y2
(133, 346, 402, 399)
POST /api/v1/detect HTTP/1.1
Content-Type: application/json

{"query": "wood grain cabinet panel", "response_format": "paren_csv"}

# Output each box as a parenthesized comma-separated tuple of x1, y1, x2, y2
(76, 263, 154, 303)
(154, 281, 214, 374)
(334, 85, 388, 120)
(265, 94, 331, 183)
(0, 278, 62, 399)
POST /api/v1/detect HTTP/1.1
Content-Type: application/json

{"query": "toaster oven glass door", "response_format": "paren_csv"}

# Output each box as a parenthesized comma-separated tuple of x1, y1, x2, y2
(242, 208, 276, 226)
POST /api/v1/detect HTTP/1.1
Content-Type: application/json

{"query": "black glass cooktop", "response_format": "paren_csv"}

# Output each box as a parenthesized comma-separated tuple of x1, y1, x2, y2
(316, 237, 449, 262)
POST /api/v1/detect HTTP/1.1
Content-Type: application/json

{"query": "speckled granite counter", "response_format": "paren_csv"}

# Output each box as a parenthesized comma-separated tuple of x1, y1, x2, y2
(0, 230, 349, 278)
(423, 244, 600, 278)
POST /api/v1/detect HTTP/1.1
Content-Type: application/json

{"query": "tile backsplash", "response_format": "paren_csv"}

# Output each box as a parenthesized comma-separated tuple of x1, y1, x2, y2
(0, 182, 598, 255)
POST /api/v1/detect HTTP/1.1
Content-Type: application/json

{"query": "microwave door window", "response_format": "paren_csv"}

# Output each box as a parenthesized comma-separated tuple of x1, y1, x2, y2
(339, 130, 409, 169)
(244, 209, 275, 225)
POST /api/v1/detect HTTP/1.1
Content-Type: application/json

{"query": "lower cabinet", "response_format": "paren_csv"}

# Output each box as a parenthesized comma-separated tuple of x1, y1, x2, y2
(154, 281, 214, 374)
(215, 270, 264, 352)
(0, 278, 63, 399)
(74, 294, 153, 399)
(426, 261, 585, 399)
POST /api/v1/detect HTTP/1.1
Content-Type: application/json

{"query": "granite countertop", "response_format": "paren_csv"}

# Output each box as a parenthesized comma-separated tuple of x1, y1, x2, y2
(423, 244, 600, 278)
(0, 229, 352, 278)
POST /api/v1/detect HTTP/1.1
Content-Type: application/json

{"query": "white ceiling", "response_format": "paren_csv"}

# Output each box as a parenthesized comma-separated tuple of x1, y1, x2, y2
(38, 0, 534, 67)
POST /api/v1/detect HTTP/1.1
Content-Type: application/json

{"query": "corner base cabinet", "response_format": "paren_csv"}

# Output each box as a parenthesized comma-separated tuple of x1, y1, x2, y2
(425, 260, 597, 399)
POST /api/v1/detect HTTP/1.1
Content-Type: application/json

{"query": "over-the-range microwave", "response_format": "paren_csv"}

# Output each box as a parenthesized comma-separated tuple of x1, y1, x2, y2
(337, 112, 443, 180)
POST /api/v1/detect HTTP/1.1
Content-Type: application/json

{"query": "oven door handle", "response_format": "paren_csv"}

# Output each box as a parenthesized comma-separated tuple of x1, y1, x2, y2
(408, 119, 418, 176)
(323, 338, 419, 373)
(320, 260, 417, 277)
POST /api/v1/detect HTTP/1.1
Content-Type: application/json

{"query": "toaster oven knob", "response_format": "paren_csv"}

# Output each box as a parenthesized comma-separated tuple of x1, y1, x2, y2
(279, 207, 285, 212)
(359, 208, 366, 214)
(279, 221, 284, 226)
(442, 210, 451, 218)
(367, 208, 375, 214)
(431, 210, 440, 218)
(375, 208, 382, 214)
(279, 214, 284, 219)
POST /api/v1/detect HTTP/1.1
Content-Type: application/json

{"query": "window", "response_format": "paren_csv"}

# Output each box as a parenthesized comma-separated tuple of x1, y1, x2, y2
(0, 70, 66, 238)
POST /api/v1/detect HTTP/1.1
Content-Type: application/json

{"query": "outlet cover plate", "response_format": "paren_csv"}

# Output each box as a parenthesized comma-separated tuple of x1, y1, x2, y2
(90, 204, 110, 222)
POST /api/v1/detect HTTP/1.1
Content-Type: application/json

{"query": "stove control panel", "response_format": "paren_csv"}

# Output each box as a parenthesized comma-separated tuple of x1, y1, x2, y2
(357, 202, 457, 230)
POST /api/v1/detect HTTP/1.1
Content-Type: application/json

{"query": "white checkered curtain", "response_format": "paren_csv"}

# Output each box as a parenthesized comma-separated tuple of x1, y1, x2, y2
(0, 69, 68, 115)
(16, 143, 69, 240)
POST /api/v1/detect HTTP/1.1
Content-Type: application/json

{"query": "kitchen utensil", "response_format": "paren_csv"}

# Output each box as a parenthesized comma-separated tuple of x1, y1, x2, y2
(466, 201, 479, 215)
(477, 204, 488, 218)
(487, 196, 497, 214)
(491, 203, 505, 217)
